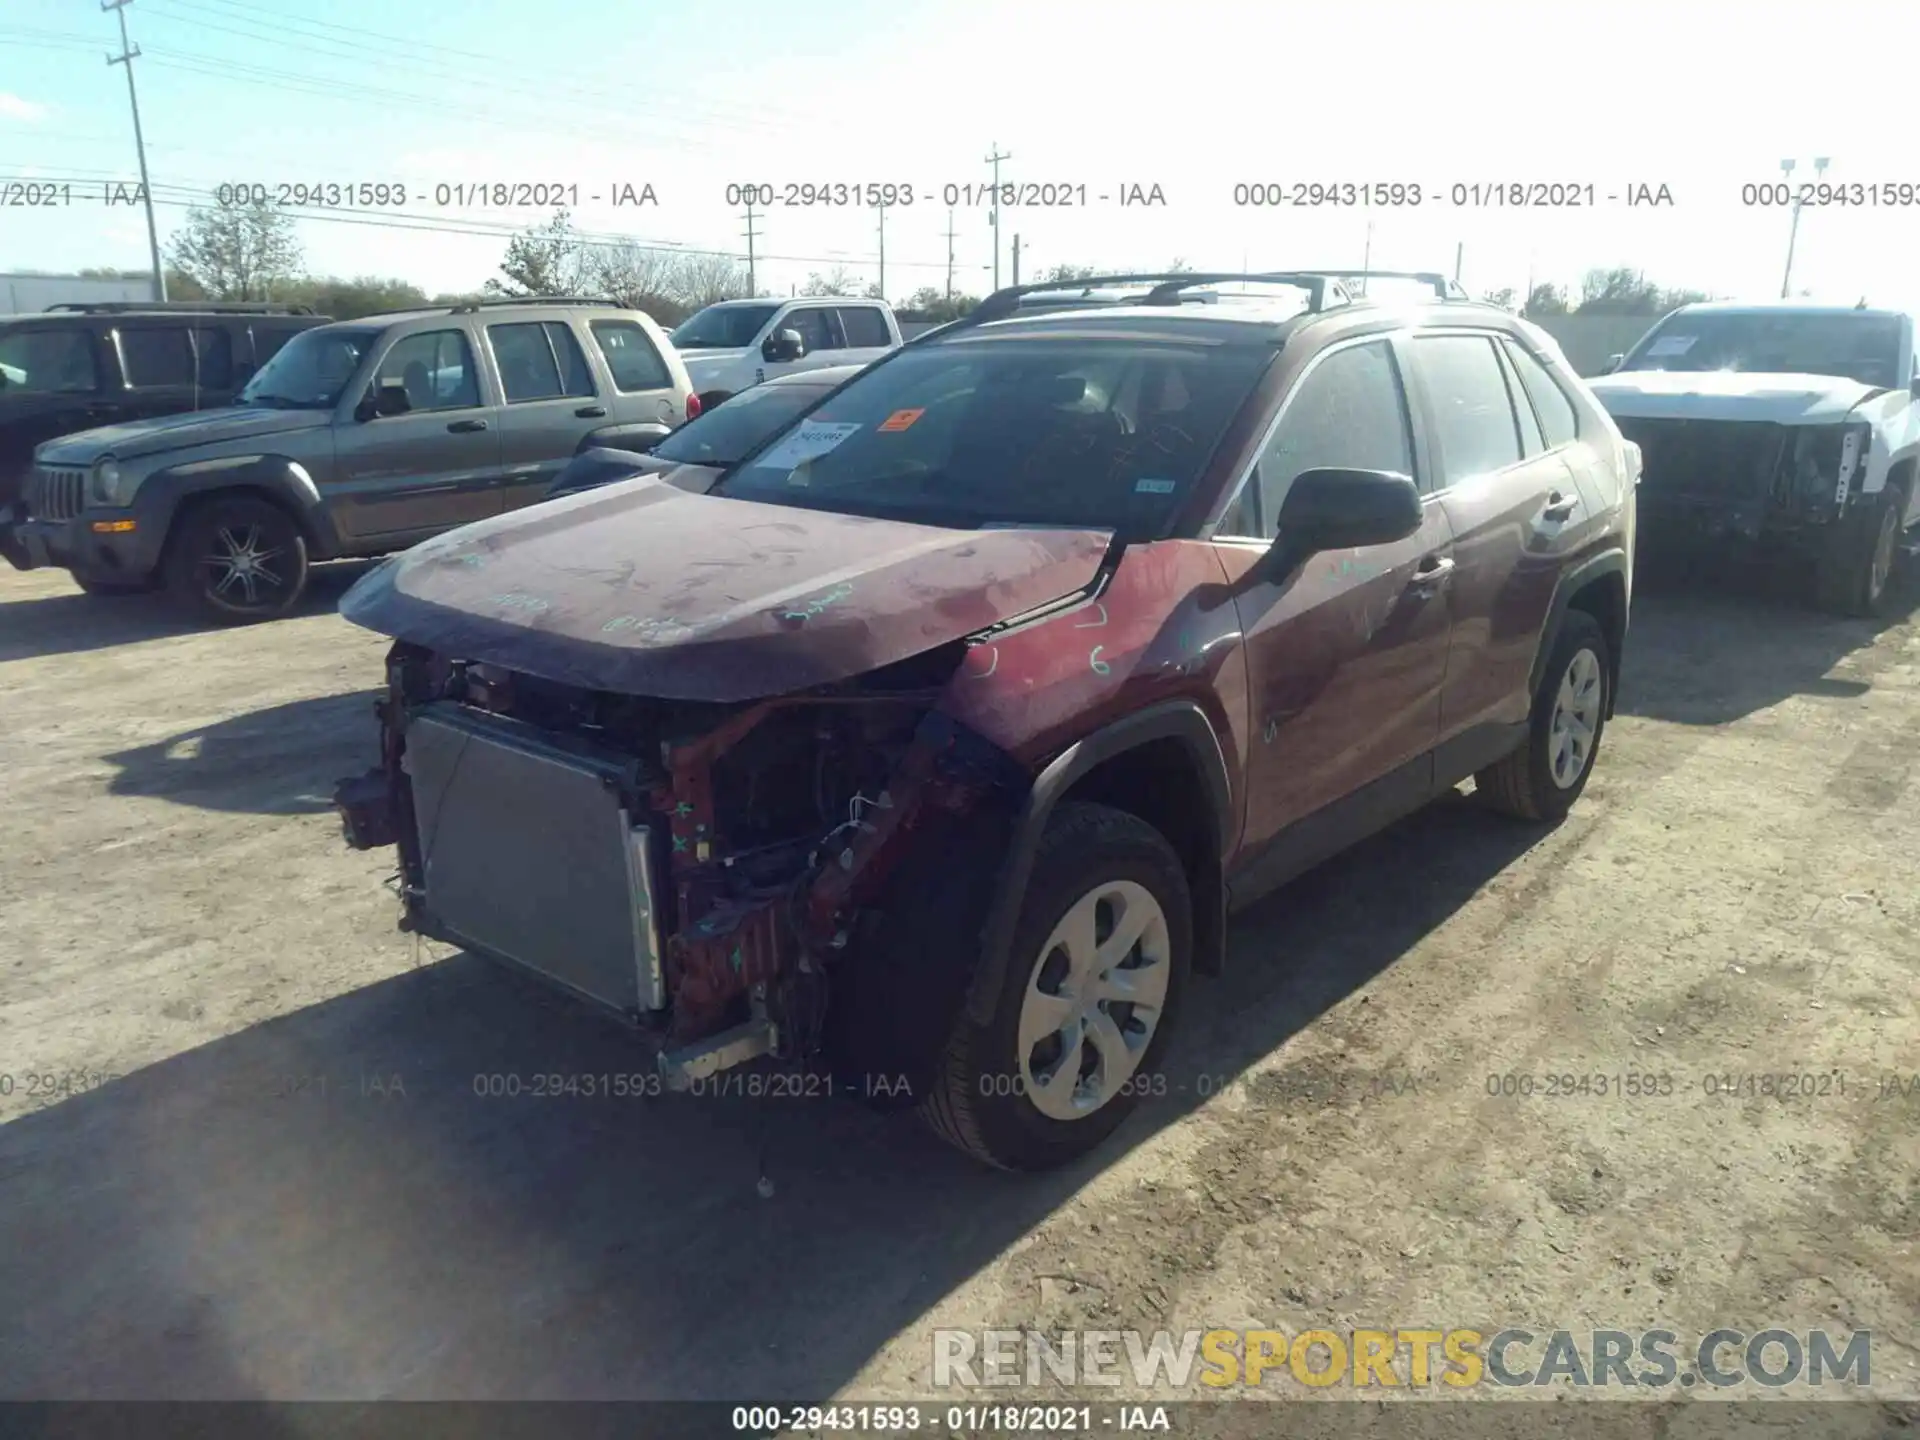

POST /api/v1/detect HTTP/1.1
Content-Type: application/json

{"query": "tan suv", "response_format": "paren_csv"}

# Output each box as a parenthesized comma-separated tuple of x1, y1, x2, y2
(6, 298, 695, 621)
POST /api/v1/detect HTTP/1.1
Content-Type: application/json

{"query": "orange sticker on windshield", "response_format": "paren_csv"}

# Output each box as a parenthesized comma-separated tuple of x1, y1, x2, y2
(878, 407, 924, 432)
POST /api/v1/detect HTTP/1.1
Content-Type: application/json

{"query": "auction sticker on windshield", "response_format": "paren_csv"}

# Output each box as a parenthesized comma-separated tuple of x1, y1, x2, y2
(878, 407, 924, 432)
(755, 421, 862, 470)
(1645, 334, 1698, 357)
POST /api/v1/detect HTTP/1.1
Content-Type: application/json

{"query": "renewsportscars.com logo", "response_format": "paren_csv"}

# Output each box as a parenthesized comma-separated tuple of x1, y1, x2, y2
(931, 1327, 1874, 1392)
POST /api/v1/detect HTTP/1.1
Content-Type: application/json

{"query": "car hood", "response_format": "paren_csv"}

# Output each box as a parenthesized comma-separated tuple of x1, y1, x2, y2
(1587, 370, 1881, 425)
(35, 405, 328, 463)
(339, 476, 1114, 703)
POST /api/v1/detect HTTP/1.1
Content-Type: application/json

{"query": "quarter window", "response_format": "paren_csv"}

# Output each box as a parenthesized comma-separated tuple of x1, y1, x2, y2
(588, 319, 672, 392)
(1412, 334, 1523, 484)
(1225, 340, 1414, 538)
(375, 330, 480, 411)
(1503, 340, 1581, 448)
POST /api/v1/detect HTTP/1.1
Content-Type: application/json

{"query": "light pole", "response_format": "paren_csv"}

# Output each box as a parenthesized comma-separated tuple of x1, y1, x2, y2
(1780, 156, 1829, 298)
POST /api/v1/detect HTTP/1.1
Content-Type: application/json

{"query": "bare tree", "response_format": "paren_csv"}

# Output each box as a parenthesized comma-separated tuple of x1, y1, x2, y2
(801, 265, 862, 297)
(166, 201, 303, 300)
(484, 209, 586, 297)
(673, 251, 753, 308)
(587, 240, 686, 322)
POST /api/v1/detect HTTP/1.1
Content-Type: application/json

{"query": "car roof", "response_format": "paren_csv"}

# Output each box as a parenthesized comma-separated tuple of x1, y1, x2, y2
(931, 292, 1524, 348)
(1669, 299, 1904, 321)
(762, 364, 864, 387)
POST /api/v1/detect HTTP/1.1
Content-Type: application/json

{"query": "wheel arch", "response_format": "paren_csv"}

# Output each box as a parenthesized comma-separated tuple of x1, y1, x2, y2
(963, 699, 1235, 1028)
(1530, 548, 1630, 721)
(146, 457, 343, 562)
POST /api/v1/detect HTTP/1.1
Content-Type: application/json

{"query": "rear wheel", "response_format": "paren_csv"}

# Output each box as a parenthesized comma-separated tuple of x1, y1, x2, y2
(163, 495, 310, 624)
(922, 802, 1191, 1171)
(1476, 609, 1610, 822)
(1814, 487, 1902, 618)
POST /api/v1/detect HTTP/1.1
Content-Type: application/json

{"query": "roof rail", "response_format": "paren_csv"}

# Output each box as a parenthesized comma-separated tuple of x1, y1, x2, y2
(1298, 270, 1466, 300)
(446, 296, 621, 314)
(43, 300, 318, 315)
(927, 272, 1348, 343)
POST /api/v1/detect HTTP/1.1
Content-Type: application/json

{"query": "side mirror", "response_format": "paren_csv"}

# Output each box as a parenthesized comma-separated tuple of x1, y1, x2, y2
(1908, 376, 1920, 399)
(762, 327, 805, 363)
(611, 422, 672, 455)
(359, 376, 412, 420)
(1253, 468, 1423, 582)
(1602, 353, 1626, 375)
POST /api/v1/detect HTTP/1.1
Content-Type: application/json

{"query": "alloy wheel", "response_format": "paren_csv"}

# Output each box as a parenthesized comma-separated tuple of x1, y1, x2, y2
(201, 522, 289, 609)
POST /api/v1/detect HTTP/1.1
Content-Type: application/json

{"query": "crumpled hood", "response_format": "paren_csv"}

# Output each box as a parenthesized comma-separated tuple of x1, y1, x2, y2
(339, 476, 1114, 703)
(35, 405, 327, 464)
(1588, 370, 1880, 425)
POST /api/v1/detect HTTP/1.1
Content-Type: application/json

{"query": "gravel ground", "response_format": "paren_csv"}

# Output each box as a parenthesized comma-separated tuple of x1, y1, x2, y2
(0, 556, 1915, 1426)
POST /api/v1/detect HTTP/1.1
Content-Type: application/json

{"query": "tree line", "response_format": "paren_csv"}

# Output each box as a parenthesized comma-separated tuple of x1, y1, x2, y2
(122, 201, 1709, 326)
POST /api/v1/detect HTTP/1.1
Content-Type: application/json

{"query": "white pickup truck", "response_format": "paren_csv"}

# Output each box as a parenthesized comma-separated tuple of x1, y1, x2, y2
(667, 297, 902, 412)
(1589, 300, 1920, 616)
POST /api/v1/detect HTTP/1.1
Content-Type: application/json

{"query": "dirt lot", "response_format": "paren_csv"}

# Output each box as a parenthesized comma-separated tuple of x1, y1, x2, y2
(0, 556, 1916, 1421)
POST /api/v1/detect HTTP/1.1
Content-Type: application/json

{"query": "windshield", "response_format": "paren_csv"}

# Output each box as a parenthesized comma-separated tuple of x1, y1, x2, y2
(238, 326, 377, 409)
(651, 381, 836, 467)
(0, 326, 97, 395)
(714, 336, 1276, 536)
(671, 304, 778, 350)
(1620, 312, 1905, 388)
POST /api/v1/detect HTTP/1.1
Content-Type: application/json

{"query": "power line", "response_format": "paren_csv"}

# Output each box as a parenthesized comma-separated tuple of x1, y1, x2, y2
(101, 0, 167, 302)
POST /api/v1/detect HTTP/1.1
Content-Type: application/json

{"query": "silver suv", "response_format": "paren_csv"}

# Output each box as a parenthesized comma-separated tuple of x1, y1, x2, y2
(6, 297, 695, 621)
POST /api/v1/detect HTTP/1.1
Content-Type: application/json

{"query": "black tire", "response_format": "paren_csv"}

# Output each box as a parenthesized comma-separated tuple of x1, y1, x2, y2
(1476, 609, 1610, 822)
(72, 576, 151, 596)
(1813, 486, 1902, 618)
(696, 390, 733, 414)
(162, 494, 310, 624)
(922, 801, 1192, 1172)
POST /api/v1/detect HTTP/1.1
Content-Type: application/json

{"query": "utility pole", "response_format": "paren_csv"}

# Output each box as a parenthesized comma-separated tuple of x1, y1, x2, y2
(1781, 156, 1829, 298)
(741, 196, 760, 294)
(1011, 234, 1020, 287)
(876, 201, 885, 302)
(1360, 220, 1373, 295)
(1453, 241, 1464, 287)
(944, 207, 956, 301)
(103, 0, 166, 302)
(985, 142, 1011, 290)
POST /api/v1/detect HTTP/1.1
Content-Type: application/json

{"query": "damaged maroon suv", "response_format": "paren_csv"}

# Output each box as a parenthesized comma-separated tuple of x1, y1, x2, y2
(332, 270, 1638, 1171)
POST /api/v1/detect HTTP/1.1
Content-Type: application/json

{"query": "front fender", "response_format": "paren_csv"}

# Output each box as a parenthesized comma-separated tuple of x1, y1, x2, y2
(138, 454, 346, 558)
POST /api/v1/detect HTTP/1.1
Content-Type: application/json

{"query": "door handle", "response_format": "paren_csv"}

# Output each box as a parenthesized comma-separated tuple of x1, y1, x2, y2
(1410, 554, 1455, 589)
(447, 418, 489, 433)
(574, 404, 607, 418)
(1542, 490, 1578, 521)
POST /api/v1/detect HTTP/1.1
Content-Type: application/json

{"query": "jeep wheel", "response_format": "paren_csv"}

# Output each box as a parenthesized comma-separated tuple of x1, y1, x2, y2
(923, 802, 1191, 1171)
(1814, 489, 1901, 618)
(1476, 609, 1609, 822)
(164, 496, 309, 623)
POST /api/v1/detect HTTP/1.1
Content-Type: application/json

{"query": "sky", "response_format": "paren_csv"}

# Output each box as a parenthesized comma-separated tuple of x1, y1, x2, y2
(4, 0, 1920, 309)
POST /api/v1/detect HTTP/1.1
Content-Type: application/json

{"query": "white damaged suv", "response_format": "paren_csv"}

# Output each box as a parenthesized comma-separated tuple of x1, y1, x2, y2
(1590, 300, 1920, 615)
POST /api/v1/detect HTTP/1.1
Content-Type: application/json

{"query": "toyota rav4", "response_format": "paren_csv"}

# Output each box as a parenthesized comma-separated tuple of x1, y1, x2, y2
(332, 270, 1638, 1171)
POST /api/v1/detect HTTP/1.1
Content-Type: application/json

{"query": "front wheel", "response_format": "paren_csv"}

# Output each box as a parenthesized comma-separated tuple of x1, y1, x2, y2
(163, 495, 310, 624)
(1814, 488, 1902, 618)
(1476, 609, 1610, 822)
(922, 802, 1192, 1171)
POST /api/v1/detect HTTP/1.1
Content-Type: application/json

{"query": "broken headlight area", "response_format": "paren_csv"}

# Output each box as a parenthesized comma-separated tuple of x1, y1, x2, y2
(337, 638, 1025, 1084)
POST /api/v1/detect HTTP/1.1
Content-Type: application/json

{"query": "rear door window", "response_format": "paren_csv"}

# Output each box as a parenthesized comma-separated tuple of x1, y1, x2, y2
(1411, 334, 1523, 485)
(780, 308, 834, 352)
(588, 319, 672, 392)
(488, 321, 565, 402)
(836, 306, 892, 347)
(117, 326, 195, 388)
(545, 322, 596, 398)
